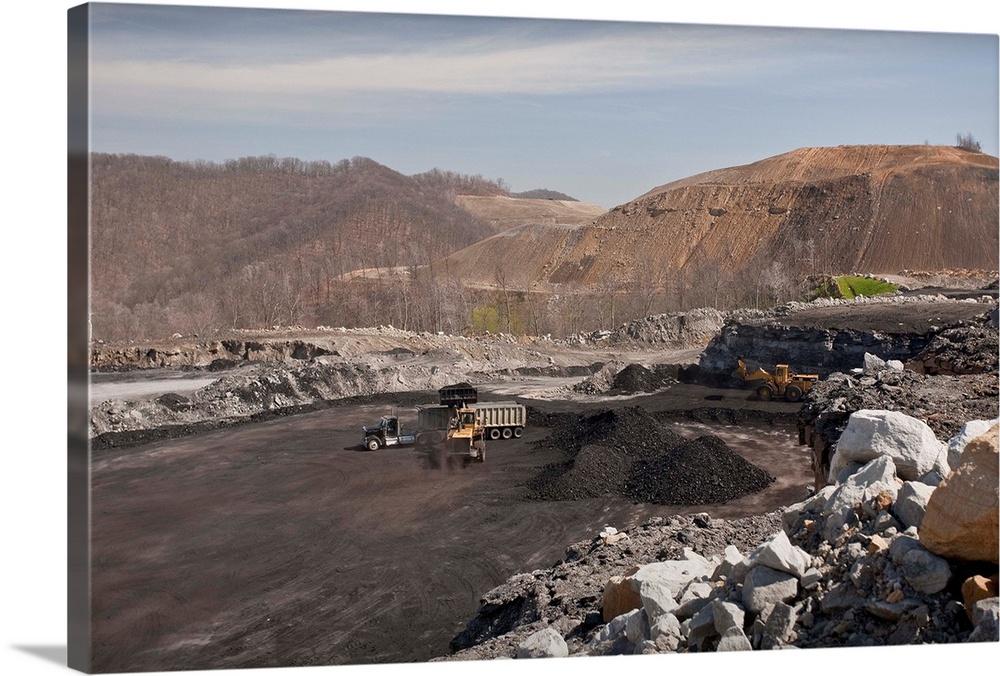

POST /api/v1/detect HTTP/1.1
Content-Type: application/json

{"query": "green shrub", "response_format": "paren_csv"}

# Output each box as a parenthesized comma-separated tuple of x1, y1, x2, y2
(834, 275, 898, 299)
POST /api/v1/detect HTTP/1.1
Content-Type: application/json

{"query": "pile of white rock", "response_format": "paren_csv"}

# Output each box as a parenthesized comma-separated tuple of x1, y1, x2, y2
(514, 412, 999, 658)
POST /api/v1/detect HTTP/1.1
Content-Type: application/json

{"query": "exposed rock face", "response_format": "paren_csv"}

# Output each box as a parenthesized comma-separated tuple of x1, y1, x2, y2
(700, 316, 931, 380)
(91, 338, 336, 369)
(919, 424, 999, 563)
(698, 295, 996, 384)
(438, 145, 1000, 290)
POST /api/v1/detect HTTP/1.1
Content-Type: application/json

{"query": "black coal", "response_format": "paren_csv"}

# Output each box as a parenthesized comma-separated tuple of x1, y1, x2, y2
(528, 407, 775, 505)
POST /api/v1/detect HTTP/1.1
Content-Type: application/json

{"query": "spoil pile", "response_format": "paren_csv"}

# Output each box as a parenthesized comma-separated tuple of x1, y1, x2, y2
(528, 407, 774, 505)
(799, 358, 998, 487)
(910, 323, 1000, 375)
(572, 363, 677, 396)
(90, 359, 474, 448)
(604, 308, 726, 347)
(441, 418, 1000, 662)
(609, 364, 674, 394)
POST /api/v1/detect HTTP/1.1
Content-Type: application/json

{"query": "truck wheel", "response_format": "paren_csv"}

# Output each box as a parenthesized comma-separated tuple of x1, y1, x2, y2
(513, 427, 523, 438)
(366, 438, 381, 451)
(785, 385, 803, 402)
(489, 428, 501, 440)
(501, 427, 513, 439)
(416, 434, 430, 447)
(756, 385, 774, 401)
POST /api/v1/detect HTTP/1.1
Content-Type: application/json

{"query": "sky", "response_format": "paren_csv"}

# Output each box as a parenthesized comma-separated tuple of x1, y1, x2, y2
(1, 4, 999, 676)
(82, 1, 999, 208)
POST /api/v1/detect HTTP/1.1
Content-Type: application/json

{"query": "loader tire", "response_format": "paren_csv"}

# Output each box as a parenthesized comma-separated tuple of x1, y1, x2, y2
(785, 384, 803, 402)
(756, 384, 774, 401)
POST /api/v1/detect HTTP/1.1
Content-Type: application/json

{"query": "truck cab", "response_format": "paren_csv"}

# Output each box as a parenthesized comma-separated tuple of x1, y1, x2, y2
(362, 416, 418, 451)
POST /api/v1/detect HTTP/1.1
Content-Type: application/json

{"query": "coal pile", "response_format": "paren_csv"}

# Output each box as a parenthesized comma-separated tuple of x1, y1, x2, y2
(624, 435, 775, 504)
(608, 363, 675, 394)
(528, 407, 775, 505)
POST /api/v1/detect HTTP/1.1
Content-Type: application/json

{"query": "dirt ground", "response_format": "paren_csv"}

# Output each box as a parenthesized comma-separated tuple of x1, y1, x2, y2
(88, 383, 807, 672)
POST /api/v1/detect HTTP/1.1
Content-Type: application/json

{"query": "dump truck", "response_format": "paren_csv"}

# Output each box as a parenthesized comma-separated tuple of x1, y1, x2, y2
(437, 382, 478, 407)
(736, 359, 819, 402)
(361, 384, 523, 464)
(472, 401, 526, 440)
(417, 401, 525, 442)
(361, 415, 421, 451)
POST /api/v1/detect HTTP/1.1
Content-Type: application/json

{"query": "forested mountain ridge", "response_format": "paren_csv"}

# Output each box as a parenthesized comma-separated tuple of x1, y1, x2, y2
(89, 153, 596, 340)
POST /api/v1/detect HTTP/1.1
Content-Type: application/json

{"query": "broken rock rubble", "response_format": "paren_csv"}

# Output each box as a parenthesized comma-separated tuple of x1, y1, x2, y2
(479, 416, 1000, 659)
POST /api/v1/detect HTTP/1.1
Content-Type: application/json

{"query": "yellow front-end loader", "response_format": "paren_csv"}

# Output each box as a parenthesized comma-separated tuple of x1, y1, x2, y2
(441, 407, 487, 465)
(736, 359, 819, 402)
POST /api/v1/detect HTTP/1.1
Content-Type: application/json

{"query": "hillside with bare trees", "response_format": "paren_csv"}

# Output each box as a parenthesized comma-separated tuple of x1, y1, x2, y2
(89, 154, 601, 340)
(89, 145, 997, 342)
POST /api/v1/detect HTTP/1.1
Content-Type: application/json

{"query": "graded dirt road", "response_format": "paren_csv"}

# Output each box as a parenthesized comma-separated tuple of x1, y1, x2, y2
(89, 384, 808, 672)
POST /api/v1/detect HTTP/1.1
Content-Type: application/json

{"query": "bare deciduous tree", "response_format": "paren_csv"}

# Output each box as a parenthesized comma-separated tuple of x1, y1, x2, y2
(956, 132, 982, 152)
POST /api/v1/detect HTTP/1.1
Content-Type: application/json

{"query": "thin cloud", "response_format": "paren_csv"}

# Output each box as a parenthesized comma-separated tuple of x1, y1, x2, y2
(91, 29, 801, 104)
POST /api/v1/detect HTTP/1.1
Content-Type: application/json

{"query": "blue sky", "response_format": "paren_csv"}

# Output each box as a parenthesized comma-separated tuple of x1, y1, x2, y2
(85, 2, 999, 208)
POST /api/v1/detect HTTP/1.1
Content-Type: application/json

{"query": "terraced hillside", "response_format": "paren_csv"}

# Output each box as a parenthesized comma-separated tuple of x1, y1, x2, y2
(437, 145, 999, 291)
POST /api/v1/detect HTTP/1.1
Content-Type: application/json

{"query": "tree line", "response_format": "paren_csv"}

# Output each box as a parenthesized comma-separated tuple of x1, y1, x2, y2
(89, 153, 509, 340)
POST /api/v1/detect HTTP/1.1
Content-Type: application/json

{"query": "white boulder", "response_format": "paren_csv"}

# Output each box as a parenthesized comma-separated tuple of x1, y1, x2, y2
(749, 530, 812, 578)
(822, 455, 899, 541)
(628, 548, 715, 597)
(893, 480, 936, 530)
(516, 627, 568, 659)
(830, 409, 948, 482)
